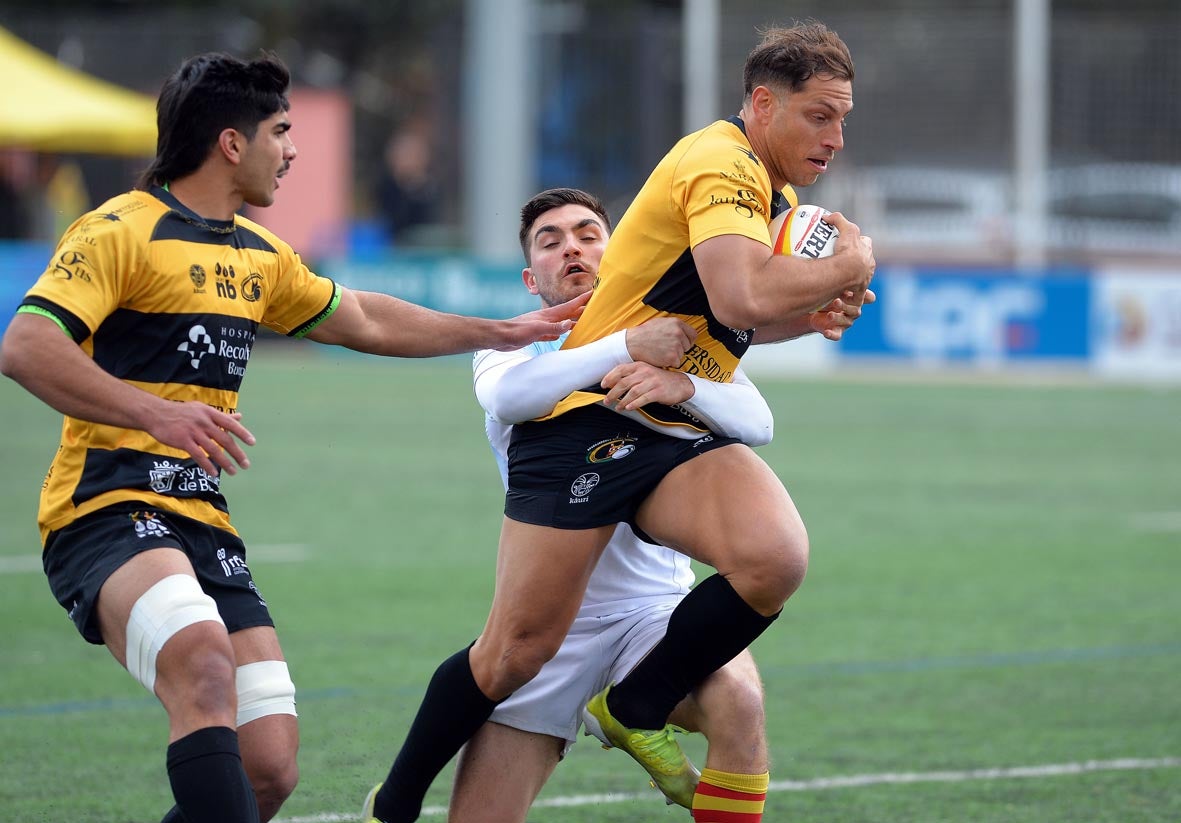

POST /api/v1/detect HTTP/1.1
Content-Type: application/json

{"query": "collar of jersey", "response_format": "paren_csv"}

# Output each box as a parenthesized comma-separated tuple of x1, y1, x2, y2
(151, 186, 237, 234)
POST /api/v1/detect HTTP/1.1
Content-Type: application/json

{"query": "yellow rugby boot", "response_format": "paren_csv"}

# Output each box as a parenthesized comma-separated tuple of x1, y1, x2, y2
(361, 782, 383, 823)
(585, 686, 700, 808)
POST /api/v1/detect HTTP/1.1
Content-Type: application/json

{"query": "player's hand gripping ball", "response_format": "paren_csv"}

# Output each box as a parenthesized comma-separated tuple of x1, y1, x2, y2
(769, 204, 839, 258)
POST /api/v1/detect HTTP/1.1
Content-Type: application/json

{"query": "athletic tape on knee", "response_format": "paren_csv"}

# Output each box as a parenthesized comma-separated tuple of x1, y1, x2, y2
(125, 573, 224, 694)
(236, 660, 298, 726)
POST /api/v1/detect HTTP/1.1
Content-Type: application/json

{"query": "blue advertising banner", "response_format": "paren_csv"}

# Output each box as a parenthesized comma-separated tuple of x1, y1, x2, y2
(320, 253, 534, 319)
(0, 242, 51, 336)
(839, 266, 1092, 363)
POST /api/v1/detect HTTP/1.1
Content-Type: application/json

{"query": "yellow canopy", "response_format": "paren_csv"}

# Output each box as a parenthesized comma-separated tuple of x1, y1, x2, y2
(0, 27, 157, 156)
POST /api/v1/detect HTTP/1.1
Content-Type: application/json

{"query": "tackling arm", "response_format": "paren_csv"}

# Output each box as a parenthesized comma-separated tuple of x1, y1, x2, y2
(679, 367, 773, 446)
(473, 331, 632, 424)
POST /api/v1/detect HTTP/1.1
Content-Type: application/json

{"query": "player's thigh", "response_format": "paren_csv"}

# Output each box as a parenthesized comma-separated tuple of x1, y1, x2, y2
(449, 721, 562, 823)
(95, 546, 209, 666)
(635, 443, 806, 573)
(481, 517, 613, 649)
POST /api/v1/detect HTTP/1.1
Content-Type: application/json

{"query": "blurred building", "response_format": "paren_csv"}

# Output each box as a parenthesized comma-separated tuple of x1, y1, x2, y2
(0, 0, 1177, 264)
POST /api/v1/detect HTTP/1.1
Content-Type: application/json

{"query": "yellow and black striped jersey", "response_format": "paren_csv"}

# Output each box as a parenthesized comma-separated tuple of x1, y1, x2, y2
(545, 117, 796, 431)
(17, 186, 340, 543)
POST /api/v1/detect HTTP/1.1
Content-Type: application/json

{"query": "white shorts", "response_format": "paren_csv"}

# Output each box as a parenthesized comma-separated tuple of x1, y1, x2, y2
(488, 599, 677, 755)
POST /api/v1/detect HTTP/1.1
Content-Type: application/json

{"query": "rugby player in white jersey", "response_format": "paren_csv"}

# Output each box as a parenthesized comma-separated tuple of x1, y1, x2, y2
(451, 188, 773, 822)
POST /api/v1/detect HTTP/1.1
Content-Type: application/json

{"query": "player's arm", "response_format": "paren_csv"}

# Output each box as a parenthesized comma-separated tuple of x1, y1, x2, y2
(473, 317, 696, 424)
(305, 286, 590, 355)
(0, 312, 253, 476)
(694, 212, 875, 330)
(753, 287, 877, 344)
(601, 362, 773, 446)
(680, 366, 773, 446)
(474, 332, 631, 423)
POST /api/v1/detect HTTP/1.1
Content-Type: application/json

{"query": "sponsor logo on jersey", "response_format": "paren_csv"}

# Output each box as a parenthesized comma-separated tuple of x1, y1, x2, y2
(177, 323, 254, 377)
(149, 459, 184, 493)
(178, 324, 216, 368)
(214, 262, 240, 300)
(146, 461, 222, 496)
(719, 157, 756, 185)
(569, 472, 600, 503)
(51, 249, 93, 282)
(707, 188, 765, 220)
(241, 272, 263, 302)
(586, 436, 638, 463)
(189, 264, 207, 291)
(679, 344, 732, 382)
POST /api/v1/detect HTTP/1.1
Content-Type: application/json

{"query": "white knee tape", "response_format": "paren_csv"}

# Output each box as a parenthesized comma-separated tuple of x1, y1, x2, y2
(236, 660, 298, 726)
(125, 573, 224, 694)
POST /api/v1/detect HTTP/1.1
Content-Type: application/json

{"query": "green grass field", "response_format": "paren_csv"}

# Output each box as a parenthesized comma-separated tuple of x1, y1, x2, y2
(1, 350, 1179, 822)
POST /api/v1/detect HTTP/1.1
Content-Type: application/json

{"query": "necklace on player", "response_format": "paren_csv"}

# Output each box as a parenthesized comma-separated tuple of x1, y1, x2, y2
(169, 209, 237, 235)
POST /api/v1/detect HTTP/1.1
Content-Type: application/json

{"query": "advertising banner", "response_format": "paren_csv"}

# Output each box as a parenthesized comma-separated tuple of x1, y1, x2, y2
(1091, 268, 1181, 381)
(838, 266, 1092, 365)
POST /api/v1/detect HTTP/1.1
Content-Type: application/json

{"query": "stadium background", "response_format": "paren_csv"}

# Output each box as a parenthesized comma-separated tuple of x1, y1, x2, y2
(0, 1, 1179, 821)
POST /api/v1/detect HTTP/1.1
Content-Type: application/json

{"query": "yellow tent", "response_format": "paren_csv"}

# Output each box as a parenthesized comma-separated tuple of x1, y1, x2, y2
(0, 27, 156, 156)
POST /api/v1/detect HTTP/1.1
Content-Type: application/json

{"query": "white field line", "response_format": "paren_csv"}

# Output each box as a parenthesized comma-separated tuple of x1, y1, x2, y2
(0, 543, 307, 575)
(274, 756, 1181, 822)
(1129, 511, 1181, 533)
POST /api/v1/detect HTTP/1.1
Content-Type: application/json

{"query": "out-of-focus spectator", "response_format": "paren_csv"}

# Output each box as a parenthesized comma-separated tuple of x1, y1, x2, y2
(0, 152, 31, 239)
(375, 122, 437, 246)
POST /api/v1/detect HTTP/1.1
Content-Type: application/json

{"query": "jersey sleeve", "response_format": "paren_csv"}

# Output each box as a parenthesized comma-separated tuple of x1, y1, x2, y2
(680, 365, 774, 446)
(258, 239, 340, 337)
(18, 211, 141, 341)
(675, 134, 776, 250)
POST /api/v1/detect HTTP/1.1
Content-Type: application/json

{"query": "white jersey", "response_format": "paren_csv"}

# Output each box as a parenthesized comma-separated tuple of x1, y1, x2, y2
(473, 333, 774, 618)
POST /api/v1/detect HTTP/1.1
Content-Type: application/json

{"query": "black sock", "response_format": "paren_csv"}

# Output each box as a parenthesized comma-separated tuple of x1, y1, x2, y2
(373, 645, 500, 823)
(160, 806, 185, 823)
(608, 574, 779, 729)
(166, 726, 259, 823)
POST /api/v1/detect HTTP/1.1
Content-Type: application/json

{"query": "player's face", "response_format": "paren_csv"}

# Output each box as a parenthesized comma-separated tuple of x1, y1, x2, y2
(762, 74, 852, 189)
(238, 109, 296, 208)
(523, 204, 608, 307)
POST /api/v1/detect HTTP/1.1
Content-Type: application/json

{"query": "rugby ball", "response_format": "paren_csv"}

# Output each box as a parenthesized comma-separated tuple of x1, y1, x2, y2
(769, 204, 838, 258)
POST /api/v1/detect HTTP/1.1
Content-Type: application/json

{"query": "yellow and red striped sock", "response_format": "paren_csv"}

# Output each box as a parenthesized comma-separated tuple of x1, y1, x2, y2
(691, 768, 769, 823)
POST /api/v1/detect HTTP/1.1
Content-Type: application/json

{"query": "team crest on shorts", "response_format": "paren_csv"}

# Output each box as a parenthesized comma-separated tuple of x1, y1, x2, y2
(569, 472, 600, 503)
(586, 436, 637, 463)
(130, 511, 171, 539)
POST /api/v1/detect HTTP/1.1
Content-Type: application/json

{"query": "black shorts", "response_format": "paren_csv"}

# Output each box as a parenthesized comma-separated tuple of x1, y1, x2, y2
(42, 502, 274, 645)
(505, 403, 741, 530)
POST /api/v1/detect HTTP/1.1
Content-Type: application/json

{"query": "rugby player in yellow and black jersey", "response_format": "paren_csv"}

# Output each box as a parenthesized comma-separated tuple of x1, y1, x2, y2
(366, 23, 876, 823)
(0, 52, 584, 823)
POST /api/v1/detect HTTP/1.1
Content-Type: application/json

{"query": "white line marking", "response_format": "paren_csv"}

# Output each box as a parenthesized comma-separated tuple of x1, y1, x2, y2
(1129, 511, 1181, 533)
(0, 544, 307, 575)
(0, 555, 42, 574)
(274, 756, 1181, 822)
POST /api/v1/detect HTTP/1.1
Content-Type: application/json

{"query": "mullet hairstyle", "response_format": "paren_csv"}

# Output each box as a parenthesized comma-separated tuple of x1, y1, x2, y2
(518, 187, 613, 265)
(742, 20, 855, 99)
(138, 51, 291, 190)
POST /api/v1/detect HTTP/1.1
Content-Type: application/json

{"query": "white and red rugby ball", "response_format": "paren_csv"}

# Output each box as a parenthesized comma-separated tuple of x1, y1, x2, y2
(769, 204, 838, 258)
